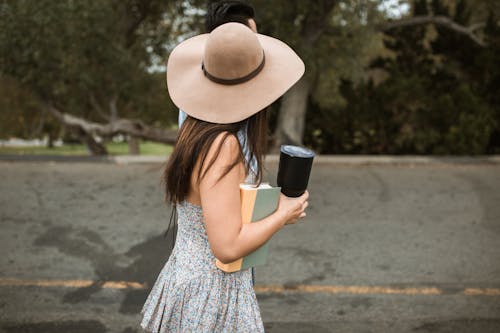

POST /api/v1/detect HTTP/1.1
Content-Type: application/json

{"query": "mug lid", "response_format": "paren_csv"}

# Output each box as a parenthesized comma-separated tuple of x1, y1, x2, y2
(280, 145, 315, 158)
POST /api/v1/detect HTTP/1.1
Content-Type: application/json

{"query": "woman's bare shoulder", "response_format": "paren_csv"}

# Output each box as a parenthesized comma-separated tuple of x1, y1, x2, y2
(199, 131, 245, 185)
(207, 131, 241, 164)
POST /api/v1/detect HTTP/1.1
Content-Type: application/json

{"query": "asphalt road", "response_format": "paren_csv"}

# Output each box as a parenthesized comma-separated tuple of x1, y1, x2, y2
(1, 159, 499, 333)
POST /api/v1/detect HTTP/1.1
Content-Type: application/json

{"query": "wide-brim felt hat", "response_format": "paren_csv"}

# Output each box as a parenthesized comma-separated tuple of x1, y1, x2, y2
(166, 22, 305, 124)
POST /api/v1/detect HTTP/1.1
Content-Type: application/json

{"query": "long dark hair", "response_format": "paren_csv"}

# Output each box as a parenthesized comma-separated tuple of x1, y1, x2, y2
(162, 109, 267, 206)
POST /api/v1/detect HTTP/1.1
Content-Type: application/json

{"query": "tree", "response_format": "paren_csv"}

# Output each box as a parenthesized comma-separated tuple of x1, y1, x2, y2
(0, 76, 48, 140)
(249, 0, 488, 149)
(1, 0, 496, 155)
(0, 0, 198, 154)
(303, 0, 498, 154)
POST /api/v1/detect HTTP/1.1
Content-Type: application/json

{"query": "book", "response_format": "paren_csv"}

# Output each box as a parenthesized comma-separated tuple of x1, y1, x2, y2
(215, 183, 281, 273)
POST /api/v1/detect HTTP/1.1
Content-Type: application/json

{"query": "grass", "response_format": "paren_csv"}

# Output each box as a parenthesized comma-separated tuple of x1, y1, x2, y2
(0, 141, 173, 156)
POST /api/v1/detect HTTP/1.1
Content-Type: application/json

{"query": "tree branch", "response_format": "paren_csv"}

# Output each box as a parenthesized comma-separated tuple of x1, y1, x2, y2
(108, 95, 119, 122)
(47, 105, 177, 145)
(89, 93, 111, 122)
(123, 0, 154, 48)
(301, 0, 338, 46)
(379, 15, 486, 47)
(469, 22, 486, 32)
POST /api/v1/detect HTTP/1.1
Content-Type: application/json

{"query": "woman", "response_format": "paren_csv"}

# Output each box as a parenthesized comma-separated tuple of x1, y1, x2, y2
(141, 23, 309, 332)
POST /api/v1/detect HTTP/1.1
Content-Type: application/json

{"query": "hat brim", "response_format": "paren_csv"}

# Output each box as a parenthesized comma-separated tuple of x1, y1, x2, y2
(166, 33, 305, 124)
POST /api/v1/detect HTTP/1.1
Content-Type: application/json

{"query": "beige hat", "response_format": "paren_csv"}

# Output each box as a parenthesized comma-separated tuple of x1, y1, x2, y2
(166, 22, 305, 124)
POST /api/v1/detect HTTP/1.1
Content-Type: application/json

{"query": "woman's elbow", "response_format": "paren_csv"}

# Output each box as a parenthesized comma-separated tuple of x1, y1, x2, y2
(213, 247, 240, 264)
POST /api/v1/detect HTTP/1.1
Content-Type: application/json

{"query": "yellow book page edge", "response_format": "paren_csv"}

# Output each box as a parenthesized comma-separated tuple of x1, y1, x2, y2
(215, 185, 257, 273)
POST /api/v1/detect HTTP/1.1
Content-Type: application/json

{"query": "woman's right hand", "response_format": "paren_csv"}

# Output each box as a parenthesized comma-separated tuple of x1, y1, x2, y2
(276, 190, 309, 226)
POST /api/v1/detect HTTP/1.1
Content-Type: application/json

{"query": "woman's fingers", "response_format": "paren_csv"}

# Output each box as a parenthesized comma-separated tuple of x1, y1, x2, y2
(283, 191, 310, 225)
(300, 190, 309, 201)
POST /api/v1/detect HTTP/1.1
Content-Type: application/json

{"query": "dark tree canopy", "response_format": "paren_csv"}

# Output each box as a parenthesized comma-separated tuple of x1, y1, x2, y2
(0, 0, 498, 154)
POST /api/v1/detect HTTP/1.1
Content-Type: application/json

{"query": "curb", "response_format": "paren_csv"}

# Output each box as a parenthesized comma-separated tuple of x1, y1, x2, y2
(1, 154, 500, 165)
(0, 154, 115, 163)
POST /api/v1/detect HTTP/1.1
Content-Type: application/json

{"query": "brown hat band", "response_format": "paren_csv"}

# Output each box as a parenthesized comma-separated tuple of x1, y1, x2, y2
(201, 52, 266, 85)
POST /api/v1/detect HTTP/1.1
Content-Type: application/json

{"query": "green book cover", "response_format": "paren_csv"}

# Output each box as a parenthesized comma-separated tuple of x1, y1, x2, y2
(241, 184, 281, 270)
(215, 183, 281, 272)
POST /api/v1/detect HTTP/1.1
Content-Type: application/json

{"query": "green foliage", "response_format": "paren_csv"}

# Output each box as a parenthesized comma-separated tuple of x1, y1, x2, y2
(253, 0, 383, 109)
(1, 0, 498, 155)
(306, 0, 499, 155)
(0, 76, 42, 138)
(0, 0, 190, 135)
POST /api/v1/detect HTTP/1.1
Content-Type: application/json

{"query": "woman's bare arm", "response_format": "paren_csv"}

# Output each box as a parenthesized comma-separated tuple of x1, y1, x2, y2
(199, 133, 308, 264)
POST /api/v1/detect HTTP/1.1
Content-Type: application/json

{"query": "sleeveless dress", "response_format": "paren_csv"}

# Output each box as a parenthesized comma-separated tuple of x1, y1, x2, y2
(140, 200, 265, 332)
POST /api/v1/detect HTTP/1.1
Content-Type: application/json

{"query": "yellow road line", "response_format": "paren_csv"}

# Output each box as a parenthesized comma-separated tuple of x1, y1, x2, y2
(463, 288, 500, 296)
(254, 285, 442, 295)
(0, 278, 146, 290)
(1, 278, 499, 296)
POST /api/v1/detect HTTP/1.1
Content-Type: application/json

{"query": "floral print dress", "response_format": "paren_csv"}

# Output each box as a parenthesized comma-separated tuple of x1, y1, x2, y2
(141, 200, 264, 332)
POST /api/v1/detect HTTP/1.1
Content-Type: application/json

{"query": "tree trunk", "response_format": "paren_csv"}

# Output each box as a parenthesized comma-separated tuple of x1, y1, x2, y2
(272, 76, 310, 151)
(73, 127, 108, 155)
(85, 137, 107, 155)
(128, 135, 140, 155)
(270, 0, 337, 151)
(47, 131, 55, 148)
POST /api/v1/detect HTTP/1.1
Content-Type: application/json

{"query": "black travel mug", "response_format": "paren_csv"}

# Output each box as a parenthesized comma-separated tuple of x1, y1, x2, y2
(277, 145, 315, 197)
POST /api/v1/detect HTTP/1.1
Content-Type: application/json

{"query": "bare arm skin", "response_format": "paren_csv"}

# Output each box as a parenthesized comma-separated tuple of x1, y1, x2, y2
(195, 133, 309, 264)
